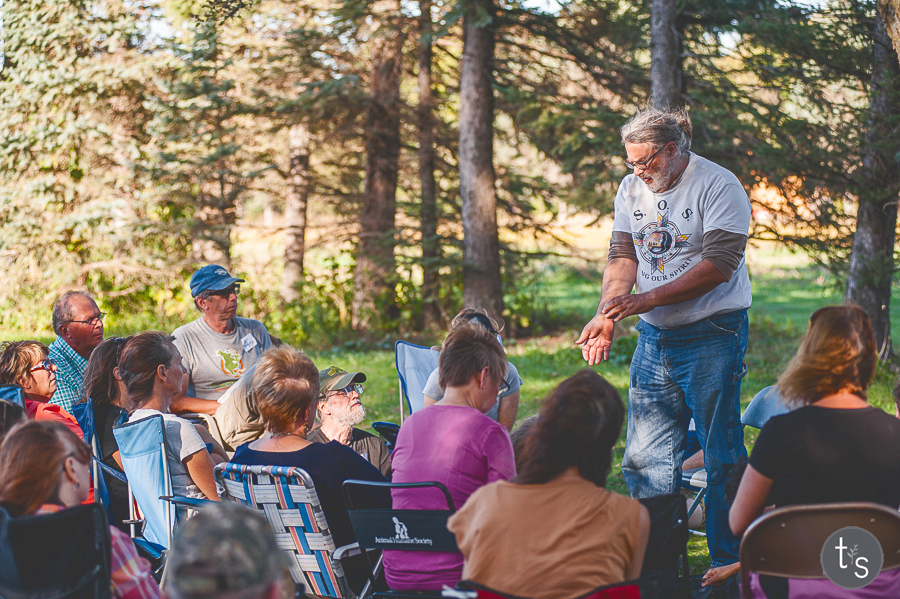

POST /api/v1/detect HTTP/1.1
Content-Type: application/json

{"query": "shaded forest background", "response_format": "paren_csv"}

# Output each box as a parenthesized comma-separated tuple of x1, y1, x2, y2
(1, 0, 900, 351)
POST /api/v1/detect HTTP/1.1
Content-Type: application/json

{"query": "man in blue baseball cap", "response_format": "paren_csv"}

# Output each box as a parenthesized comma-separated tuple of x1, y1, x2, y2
(170, 265, 273, 417)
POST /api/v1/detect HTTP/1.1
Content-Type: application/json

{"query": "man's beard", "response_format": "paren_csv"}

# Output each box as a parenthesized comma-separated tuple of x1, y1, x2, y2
(335, 403, 366, 427)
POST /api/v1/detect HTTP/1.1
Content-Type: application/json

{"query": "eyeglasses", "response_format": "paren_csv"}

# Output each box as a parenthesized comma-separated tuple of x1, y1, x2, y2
(624, 145, 667, 171)
(330, 383, 364, 397)
(29, 358, 56, 373)
(65, 312, 106, 327)
(208, 285, 240, 298)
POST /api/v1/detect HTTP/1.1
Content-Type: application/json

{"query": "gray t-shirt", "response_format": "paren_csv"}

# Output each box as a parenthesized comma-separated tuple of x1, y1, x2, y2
(129, 409, 207, 499)
(611, 153, 752, 328)
(422, 362, 522, 422)
(172, 316, 273, 400)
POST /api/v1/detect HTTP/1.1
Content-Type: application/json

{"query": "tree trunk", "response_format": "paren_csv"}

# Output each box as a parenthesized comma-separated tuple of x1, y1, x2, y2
(650, 0, 682, 109)
(192, 189, 233, 268)
(281, 123, 310, 303)
(845, 13, 900, 360)
(418, 0, 441, 329)
(352, 16, 405, 328)
(878, 0, 900, 65)
(459, 0, 503, 320)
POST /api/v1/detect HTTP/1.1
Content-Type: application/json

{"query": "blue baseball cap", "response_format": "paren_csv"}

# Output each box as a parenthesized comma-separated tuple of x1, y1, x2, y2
(190, 265, 246, 297)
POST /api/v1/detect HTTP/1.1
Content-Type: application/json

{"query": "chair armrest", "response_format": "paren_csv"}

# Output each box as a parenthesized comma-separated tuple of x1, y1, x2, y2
(334, 542, 362, 561)
(161, 495, 218, 509)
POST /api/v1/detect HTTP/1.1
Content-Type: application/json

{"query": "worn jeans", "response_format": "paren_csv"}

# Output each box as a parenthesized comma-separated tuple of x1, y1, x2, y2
(622, 309, 748, 567)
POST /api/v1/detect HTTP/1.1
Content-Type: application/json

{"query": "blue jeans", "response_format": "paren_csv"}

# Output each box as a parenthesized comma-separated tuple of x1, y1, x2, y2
(622, 309, 748, 567)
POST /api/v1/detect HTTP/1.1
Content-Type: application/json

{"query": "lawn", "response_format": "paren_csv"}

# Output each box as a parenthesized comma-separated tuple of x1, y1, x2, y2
(4, 242, 899, 577)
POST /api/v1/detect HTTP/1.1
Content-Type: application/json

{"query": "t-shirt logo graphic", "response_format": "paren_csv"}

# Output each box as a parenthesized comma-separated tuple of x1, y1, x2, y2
(216, 349, 244, 378)
(633, 212, 692, 273)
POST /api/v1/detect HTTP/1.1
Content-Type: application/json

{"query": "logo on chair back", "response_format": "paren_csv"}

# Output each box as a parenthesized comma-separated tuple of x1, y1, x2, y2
(375, 517, 431, 546)
(821, 526, 883, 590)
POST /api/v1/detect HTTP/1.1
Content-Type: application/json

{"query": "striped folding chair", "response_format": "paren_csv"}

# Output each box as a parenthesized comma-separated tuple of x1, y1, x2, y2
(215, 463, 356, 598)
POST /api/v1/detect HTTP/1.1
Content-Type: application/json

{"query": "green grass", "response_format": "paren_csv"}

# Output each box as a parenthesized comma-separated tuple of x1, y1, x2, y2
(5, 243, 900, 577)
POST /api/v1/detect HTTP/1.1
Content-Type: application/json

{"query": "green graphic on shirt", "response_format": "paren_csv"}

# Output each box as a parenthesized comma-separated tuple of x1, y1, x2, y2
(216, 349, 244, 378)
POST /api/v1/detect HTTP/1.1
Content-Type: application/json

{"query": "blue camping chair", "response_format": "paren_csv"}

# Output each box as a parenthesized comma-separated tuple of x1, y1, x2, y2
(394, 341, 439, 423)
(0, 385, 25, 409)
(112, 415, 207, 551)
(681, 386, 793, 535)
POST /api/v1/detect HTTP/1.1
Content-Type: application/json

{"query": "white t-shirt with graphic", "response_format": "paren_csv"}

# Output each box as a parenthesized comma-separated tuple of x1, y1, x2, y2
(611, 153, 752, 328)
(172, 316, 273, 400)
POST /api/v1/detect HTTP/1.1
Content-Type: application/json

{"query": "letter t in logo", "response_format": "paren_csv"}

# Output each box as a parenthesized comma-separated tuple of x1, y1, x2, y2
(836, 537, 847, 569)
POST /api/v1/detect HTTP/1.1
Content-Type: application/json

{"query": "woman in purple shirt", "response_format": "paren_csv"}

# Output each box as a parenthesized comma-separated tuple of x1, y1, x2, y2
(386, 323, 516, 590)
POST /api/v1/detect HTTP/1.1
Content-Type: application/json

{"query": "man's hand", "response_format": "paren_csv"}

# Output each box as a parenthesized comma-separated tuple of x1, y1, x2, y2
(576, 314, 616, 365)
(601, 292, 654, 322)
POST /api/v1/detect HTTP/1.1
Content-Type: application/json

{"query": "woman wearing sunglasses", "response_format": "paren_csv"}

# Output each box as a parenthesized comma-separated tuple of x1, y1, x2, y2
(0, 340, 93, 503)
(0, 340, 86, 441)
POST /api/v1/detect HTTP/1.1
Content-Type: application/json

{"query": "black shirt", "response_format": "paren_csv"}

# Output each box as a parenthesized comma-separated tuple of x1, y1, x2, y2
(307, 426, 392, 480)
(750, 405, 900, 508)
(231, 440, 389, 547)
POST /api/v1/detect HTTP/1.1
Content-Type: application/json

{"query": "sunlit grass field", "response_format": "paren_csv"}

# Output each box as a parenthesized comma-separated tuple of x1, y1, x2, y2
(5, 242, 899, 576)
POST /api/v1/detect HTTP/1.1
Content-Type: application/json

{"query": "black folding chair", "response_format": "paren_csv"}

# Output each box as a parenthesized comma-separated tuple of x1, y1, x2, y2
(638, 494, 691, 599)
(343, 479, 458, 599)
(0, 503, 112, 599)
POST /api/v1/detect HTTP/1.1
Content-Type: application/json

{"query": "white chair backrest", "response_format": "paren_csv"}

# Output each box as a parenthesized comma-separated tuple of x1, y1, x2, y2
(394, 341, 439, 417)
(741, 386, 791, 430)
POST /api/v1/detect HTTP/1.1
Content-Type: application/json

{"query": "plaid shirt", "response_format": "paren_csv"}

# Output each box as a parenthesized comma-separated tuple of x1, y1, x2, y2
(36, 504, 160, 599)
(48, 337, 88, 412)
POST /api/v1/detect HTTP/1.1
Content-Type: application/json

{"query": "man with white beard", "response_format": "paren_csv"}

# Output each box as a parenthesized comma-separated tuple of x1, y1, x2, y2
(307, 366, 392, 478)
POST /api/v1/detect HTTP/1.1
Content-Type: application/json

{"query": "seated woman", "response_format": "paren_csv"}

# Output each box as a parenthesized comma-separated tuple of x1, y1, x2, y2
(120, 332, 222, 502)
(78, 337, 132, 529)
(0, 420, 160, 598)
(730, 304, 900, 598)
(386, 323, 516, 591)
(422, 309, 522, 431)
(448, 369, 649, 598)
(230, 346, 387, 592)
(0, 340, 85, 439)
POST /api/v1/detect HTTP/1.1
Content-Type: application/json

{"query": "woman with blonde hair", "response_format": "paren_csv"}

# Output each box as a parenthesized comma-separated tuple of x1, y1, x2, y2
(730, 304, 900, 597)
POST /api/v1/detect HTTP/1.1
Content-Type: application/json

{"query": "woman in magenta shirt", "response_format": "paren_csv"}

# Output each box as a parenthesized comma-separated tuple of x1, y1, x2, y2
(385, 323, 516, 590)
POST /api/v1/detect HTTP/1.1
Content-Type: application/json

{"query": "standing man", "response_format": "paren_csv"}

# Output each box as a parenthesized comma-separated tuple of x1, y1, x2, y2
(172, 265, 273, 416)
(576, 107, 751, 571)
(49, 291, 105, 412)
(308, 366, 392, 478)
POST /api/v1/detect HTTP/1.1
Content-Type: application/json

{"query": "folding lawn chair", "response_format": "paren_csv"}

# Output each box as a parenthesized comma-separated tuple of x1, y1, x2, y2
(215, 462, 363, 598)
(0, 503, 112, 599)
(680, 385, 792, 536)
(342, 479, 458, 599)
(0, 384, 25, 409)
(739, 502, 900, 599)
(113, 413, 209, 583)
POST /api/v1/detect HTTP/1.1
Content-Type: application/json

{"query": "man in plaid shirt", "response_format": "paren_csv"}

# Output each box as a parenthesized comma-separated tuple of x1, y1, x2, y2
(48, 291, 105, 412)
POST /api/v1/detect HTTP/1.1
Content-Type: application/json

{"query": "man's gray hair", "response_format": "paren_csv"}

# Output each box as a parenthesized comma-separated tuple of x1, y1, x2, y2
(51, 291, 95, 335)
(194, 290, 214, 313)
(621, 107, 692, 154)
